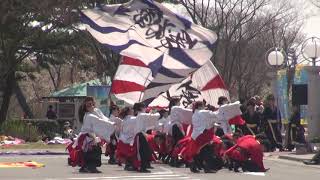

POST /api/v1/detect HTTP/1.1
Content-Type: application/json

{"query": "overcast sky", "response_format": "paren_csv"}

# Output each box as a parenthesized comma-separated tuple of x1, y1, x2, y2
(163, 0, 320, 38)
(303, 0, 320, 37)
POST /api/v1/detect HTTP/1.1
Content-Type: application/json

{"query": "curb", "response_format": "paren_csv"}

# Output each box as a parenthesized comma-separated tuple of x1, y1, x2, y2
(278, 155, 311, 162)
(275, 156, 320, 169)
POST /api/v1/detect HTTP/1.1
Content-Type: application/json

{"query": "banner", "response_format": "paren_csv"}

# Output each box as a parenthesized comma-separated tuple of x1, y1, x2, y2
(277, 69, 289, 122)
(293, 65, 308, 124)
(87, 85, 111, 115)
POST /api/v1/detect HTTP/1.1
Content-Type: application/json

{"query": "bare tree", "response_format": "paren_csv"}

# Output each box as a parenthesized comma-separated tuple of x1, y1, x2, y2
(310, 0, 320, 8)
(173, 0, 304, 99)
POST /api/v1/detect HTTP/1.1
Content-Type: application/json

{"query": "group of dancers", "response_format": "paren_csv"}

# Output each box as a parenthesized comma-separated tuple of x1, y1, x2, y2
(67, 96, 268, 174)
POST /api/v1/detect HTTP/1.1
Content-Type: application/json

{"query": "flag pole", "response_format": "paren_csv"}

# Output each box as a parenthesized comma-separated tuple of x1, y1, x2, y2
(138, 71, 152, 103)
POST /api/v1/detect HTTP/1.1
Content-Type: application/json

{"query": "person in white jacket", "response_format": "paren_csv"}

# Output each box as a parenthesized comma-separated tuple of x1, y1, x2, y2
(72, 96, 115, 173)
(106, 104, 122, 164)
(155, 109, 169, 133)
(183, 100, 244, 173)
(133, 103, 160, 173)
(117, 107, 137, 171)
(217, 96, 232, 135)
(187, 101, 218, 173)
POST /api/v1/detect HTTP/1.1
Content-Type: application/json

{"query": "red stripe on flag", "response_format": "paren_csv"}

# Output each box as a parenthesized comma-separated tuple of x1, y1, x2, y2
(201, 75, 227, 91)
(121, 56, 148, 68)
(111, 80, 145, 94)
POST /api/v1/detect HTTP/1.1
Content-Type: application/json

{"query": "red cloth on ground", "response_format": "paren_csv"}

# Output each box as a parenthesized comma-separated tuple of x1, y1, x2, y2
(181, 129, 214, 162)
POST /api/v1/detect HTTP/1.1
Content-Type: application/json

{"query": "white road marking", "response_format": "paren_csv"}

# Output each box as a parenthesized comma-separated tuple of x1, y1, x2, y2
(68, 174, 183, 180)
(243, 172, 266, 176)
(66, 167, 193, 180)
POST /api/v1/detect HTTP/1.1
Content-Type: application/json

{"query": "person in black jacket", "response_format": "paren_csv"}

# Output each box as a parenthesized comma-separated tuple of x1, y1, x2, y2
(241, 100, 261, 136)
(286, 105, 306, 151)
(262, 94, 283, 151)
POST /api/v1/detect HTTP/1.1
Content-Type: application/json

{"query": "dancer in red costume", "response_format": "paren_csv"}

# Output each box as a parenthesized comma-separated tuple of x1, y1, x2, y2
(68, 96, 115, 173)
(224, 133, 268, 172)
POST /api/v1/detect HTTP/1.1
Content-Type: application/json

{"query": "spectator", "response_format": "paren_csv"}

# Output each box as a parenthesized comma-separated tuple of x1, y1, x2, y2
(46, 105, 57, 119)
(286, 105, 306, 151)
(241, 101, 261, 136)
(262, 94, 283, 151)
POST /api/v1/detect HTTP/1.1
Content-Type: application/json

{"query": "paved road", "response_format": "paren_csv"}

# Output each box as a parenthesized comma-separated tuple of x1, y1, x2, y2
(0, 155, 319, 180)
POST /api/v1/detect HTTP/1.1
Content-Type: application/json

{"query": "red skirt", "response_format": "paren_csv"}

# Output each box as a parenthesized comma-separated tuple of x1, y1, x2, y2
(116, 136, 144, 170)
(171, 136, 192, 158)
(116, 140, 136, 163)
(181, 129, 214, 162)
(224, 146, 247, 161)
(211, 136, 224, 158)
(66, 133, 87, 167)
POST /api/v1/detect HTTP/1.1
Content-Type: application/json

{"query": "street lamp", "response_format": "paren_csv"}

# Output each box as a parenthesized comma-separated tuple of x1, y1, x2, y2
(302, 37, 320, 66)
(265, 48, 286, 115)
(266, 48, 286, 68)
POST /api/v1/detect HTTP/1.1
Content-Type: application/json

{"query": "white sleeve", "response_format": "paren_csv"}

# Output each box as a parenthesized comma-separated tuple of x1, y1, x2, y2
(94, 108, 110, 121)
(135, 113, 160, 133)
(81, 114, 94, 133)
(203, 110, 218, 128)
(171, 106, 193, 124)
(83, 113, 115, 141)
(217, 101, 242, 121)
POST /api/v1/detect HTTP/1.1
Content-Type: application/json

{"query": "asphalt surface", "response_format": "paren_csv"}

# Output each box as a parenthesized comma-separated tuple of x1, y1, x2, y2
(0, 155, 319, 180)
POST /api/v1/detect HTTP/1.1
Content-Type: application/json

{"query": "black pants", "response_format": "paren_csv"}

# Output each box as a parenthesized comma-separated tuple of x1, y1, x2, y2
(265, 122, 282, 150)
(172, 124, 184, 146)
(286, 124, 298, 150)
(83, 145, 102, 169)
(137, 132, 152, 170)
(198, 144, 224, 171)
(111, 134, 118, 152)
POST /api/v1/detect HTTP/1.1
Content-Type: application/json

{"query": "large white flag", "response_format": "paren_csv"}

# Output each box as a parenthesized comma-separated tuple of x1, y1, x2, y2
(81, 0, 217, 105)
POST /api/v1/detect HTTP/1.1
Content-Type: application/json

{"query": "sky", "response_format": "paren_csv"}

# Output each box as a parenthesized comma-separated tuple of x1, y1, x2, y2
(163, 0, 320, 38)
(303, 1, 320, 37)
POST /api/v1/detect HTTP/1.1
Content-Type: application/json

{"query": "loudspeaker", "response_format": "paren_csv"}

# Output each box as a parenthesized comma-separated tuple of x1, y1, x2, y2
(292, 84, 308, 105)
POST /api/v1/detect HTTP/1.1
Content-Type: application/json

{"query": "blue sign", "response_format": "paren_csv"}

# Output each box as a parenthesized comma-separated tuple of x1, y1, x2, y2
(87, 85, 111, 116)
